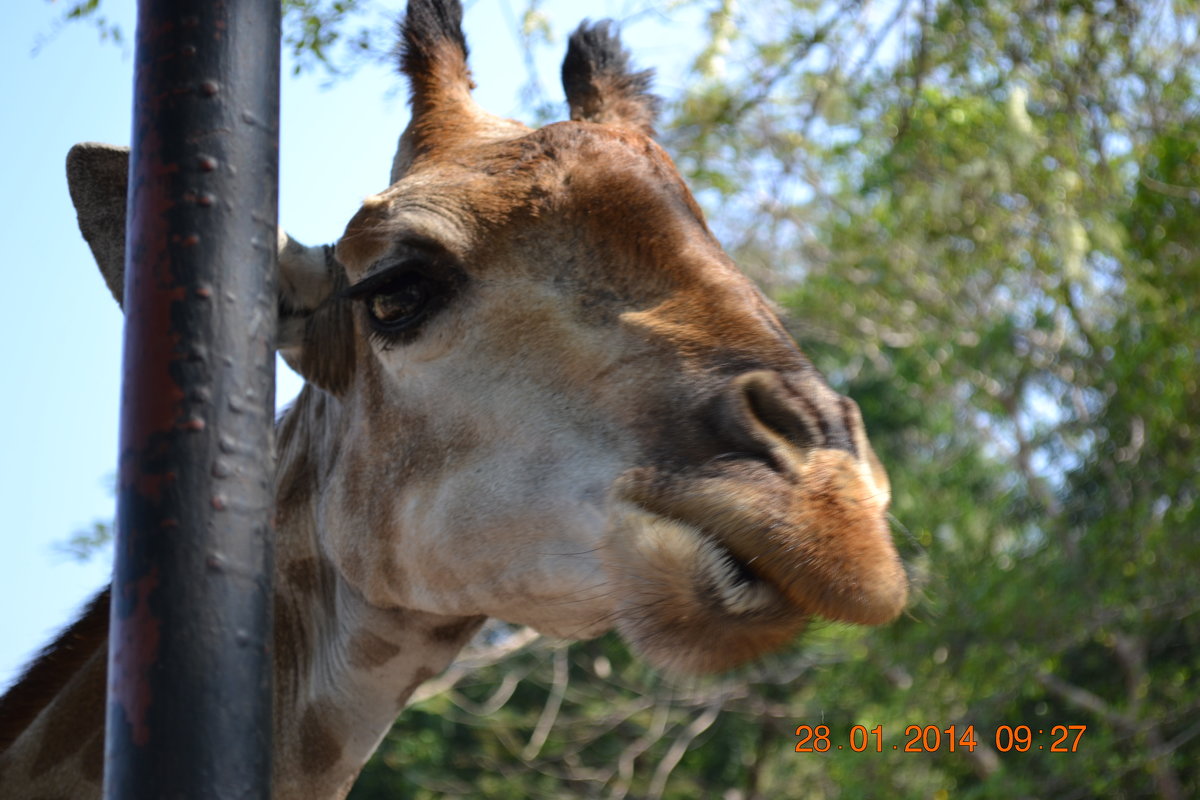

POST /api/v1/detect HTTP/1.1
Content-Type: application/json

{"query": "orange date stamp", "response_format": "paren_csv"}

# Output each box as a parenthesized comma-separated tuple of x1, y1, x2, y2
(794, 724, 1087, 753)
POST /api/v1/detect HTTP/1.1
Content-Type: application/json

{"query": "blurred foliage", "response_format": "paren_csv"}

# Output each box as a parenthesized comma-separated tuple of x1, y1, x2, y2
(56, 520, 113, 563)
(54, 473, 116, 563)
(34, 0, 124, 56)
(54, 0, 1200, 797)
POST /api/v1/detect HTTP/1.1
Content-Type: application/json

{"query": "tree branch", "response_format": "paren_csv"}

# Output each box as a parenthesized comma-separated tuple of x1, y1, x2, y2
(522, 647, 570, 761)
(647, 701, 723, 799)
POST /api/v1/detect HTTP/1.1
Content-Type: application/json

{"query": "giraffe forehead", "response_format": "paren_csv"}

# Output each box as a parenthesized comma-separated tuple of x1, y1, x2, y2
(337, 122, 702, 278)
(336, 179, 471, 274)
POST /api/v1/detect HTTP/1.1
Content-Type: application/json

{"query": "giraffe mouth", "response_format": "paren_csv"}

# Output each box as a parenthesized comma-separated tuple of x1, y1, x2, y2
(614, 454, 907, 627)
(667, 515, 788, 616)
(604, 453, 905, 673)
(610, 500, 805, 621)
(611, 464, 804, 619)
(603, 501, 810, 673)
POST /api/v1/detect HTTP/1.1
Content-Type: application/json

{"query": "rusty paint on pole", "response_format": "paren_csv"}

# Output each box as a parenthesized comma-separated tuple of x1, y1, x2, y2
(105, 0, 280, 797)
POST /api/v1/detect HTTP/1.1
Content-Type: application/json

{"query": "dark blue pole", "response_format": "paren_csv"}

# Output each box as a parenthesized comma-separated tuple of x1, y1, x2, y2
(105, 1, 280, 796)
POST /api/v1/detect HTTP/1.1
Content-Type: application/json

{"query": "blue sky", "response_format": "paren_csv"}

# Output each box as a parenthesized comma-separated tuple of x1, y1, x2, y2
(0, 0, 700, 688)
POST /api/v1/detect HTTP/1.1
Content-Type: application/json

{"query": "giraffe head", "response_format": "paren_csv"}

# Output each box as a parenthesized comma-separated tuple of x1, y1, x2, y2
(70, 0, 906, 674)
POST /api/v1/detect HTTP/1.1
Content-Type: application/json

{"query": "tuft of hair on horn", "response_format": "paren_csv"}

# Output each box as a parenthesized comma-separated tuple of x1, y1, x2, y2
(398, 0, 470, 84)
(562, 19, 661, 137)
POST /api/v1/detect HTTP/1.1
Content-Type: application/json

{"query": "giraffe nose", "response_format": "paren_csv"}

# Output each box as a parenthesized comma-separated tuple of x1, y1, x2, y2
(717, 369, 859, 466)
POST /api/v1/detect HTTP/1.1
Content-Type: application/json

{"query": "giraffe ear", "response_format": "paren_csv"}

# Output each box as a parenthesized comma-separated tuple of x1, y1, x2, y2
(275, 235, 357, 396)
(562, 20, 661, 138)
(66, 142, 129, 307)
(65, 142, 356, 395)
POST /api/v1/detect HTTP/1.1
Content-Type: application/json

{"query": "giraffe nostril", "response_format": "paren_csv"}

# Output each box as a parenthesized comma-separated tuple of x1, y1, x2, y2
(716, 370, 858, 465)
(711, 371, 810, 466)
(739, 371, 819, 451)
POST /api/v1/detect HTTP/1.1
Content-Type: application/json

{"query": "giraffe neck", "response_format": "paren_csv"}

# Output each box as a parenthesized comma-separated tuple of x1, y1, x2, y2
(271, 386, 485, 797)
(0, 385, 485, 799)
(0, 590, 109, 796)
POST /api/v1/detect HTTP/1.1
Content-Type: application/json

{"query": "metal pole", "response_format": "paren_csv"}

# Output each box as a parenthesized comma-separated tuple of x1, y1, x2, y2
(105, 0, 280, 797)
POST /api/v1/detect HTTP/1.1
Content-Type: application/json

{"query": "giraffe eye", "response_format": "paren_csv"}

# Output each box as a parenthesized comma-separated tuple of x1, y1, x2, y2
(343, 251, 465, 345)
(366, 274, 435, 332)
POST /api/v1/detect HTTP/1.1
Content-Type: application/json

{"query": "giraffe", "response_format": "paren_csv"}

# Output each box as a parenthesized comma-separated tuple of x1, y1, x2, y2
(0, 2, 907, 797)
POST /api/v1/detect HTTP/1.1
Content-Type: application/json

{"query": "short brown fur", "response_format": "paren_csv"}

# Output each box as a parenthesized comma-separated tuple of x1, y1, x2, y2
(299, 703, 344, 776)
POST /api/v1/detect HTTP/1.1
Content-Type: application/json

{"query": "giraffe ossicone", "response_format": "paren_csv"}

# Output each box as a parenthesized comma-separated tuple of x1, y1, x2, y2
(0, 1, 906, 796)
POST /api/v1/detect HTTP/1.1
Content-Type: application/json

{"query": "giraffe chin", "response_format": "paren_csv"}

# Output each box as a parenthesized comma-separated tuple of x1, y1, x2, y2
(605, 505, 810, 675)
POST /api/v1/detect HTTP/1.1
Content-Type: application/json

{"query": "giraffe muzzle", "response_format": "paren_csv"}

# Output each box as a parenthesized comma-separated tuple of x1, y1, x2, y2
(603, 368, 906, 671)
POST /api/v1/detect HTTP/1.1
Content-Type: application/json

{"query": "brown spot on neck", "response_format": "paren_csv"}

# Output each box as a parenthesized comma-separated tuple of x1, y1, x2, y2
(347, 630, 402, 670)
(0, 587, 110, 754)
(299, 702, 343, 776)
(428, 615, 486, 645)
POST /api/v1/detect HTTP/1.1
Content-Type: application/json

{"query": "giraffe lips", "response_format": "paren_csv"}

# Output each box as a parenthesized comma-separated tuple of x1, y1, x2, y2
(611, 501, 804, 620)
(604, 501, 811, 673)
(679, 521, 789, 616)
(610, 465, 806, 621)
